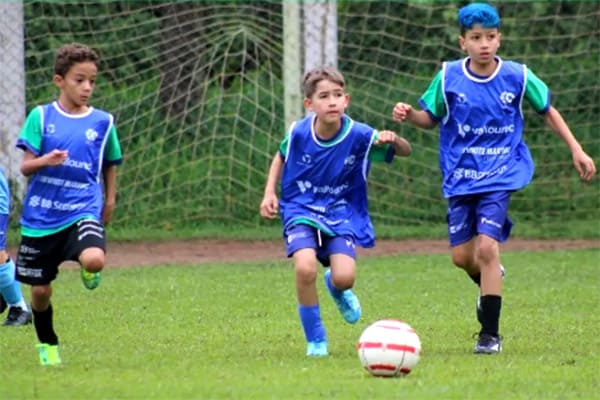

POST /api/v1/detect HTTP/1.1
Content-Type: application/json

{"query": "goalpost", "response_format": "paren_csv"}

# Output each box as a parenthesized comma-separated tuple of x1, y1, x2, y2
(3, 1, 599, 237)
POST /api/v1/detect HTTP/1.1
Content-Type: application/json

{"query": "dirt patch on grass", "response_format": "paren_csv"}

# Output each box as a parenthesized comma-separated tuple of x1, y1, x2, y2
(104, 238, 599, 268)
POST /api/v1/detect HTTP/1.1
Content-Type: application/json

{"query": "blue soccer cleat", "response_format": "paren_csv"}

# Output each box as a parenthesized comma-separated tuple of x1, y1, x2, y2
(306, 340, 328, 357)
(324, 269, 361, 324)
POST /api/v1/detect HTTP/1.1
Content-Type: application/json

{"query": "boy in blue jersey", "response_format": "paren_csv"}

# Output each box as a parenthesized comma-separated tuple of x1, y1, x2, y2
(392, 3, 596, 354)
(15, 43, 123, 365)
(260, 67, 411, 356)
(0, 169, 32, 326)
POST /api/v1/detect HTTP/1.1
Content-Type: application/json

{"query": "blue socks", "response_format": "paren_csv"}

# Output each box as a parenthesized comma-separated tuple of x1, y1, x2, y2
(298, 304, 326, 342)
(0, 259, 24, 306)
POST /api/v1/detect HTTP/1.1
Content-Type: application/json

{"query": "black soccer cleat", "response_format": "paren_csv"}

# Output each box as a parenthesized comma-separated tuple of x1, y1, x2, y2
(3, 306, 33, 326)
(0, 296, 6, 314)
(474, 333, 502, 354)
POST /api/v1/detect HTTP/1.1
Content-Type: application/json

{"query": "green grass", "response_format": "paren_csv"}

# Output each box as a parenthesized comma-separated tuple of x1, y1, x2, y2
(1, 248, 599, 399)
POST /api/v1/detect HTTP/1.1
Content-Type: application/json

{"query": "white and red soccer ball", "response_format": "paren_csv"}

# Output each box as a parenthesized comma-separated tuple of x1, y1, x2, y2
(357, 319, 422, 377)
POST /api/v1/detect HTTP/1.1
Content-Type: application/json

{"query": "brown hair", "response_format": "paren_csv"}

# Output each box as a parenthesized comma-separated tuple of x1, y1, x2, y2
(54, 43, 100, 77)
(302, 67, 345, 98)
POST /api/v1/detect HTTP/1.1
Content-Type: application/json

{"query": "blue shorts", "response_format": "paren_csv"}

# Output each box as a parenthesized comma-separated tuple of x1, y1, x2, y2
(446, 191, 513, 247)
(284, 224, 356, 267)
(0, 213, 7, 250)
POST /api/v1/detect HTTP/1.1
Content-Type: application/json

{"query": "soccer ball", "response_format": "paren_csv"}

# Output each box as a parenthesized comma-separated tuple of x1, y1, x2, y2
(357, 319, 421, 377)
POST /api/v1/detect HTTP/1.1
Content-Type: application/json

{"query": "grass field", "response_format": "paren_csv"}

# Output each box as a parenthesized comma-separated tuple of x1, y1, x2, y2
(1, 248, 598, 400)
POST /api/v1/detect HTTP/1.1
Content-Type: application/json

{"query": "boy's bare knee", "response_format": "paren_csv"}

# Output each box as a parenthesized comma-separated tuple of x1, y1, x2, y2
(79, 247, 105, 273)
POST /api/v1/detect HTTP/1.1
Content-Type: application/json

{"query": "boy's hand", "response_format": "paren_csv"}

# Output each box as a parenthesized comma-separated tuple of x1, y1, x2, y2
(572, 149, 596, 181)
(260, 193, 279, 219)
(374, 130, 398, 145)
(393, 102, 412, 122)
(44, 149, 69, 166)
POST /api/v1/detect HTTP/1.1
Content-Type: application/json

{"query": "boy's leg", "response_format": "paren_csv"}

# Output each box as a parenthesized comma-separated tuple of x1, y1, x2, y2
(325, 253, 361, 324)
(15, 235, 62, 365)
(286, 225, 327, 356)
(69, 219, 106, 290)
(31, 285, 61, 365)
(0, 255, 32, 326)
(293, 249, 328, 356)
(472, 191, 513, 354)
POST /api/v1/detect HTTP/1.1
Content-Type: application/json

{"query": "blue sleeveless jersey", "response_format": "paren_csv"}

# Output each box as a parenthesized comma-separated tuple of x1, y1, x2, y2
(280, 114, 377, 247)
(439, 58, 535, 197)
(18, 103, 115, 229)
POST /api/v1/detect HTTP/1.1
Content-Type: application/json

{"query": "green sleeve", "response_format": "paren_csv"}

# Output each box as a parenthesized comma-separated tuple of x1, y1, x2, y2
(104, 124, 123, 164)
(419, 70, 446, 119)
(524, 68, 551, 114)
(278, 132, 290, 158)
(368, 131, 393, 162)
(18, 106, 43, 154)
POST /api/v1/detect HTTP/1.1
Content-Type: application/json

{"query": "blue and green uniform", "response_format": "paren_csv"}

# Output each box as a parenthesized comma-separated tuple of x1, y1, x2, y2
(279, 113, 395, 249)
(16, 102, 122, 236)
(418, 57, 551, 245)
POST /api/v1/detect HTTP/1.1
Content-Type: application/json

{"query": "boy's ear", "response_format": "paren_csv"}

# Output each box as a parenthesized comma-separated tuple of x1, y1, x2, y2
(303, 97, 312, 111)
(52, 74, 63, 86)
(458, 35, 466, 52)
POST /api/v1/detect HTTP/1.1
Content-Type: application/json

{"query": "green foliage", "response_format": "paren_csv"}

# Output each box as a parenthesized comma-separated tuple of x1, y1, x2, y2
(1, 248, 598, 399)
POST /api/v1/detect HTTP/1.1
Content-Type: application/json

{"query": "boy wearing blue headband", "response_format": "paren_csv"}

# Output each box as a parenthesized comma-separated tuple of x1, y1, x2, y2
(392, 3, 596, 354)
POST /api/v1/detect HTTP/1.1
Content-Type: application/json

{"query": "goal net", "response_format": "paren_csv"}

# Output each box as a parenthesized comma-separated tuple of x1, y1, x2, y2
(3, 1, 598, 239)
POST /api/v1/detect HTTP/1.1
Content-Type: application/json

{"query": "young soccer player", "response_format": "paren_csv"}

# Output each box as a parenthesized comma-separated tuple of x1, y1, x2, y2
(260, 67, 411, 357)
(392, 3, 596, 354)
(0, 169, 32, 326)
(15, 43, 123, 365)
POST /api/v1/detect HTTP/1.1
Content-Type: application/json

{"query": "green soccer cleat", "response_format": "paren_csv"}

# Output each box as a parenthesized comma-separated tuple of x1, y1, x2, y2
(37, 343, 62, 366)
(80, 267, 101, 290)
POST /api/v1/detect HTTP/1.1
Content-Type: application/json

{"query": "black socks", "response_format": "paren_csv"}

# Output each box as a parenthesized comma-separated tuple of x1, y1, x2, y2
(33, 303, 59, 345)
(479, 295, 502, 336)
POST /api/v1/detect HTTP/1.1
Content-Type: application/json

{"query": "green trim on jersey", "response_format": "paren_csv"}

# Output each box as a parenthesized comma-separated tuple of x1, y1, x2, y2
(289, 218, 335, 237)
(421, 64, 551, 117)
(524, 68, 550, 113)
(21, 214, 97, 237)
(19, 106, 123, 162)
(279, 121, 390, 161)
(420, 70, 445, 119)
(19, 107, 44, 151)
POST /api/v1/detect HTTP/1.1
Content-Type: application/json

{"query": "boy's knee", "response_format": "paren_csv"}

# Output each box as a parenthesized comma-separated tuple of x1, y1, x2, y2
(80, 248, 105, 273)
(475, 236, 499, 265)
(330, 270, 355, 290)
(295, 262, 317, 285)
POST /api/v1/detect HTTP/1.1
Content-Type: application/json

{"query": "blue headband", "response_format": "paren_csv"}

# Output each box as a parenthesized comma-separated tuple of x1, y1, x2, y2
(458, 3, 500, 30)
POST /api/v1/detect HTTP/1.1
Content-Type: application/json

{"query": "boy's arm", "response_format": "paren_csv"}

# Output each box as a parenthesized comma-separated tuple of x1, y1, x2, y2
(392, 103, 437, 129)
(259, 153, 284, 219)
(20, 149, 69, 177)
(543, 106, 596, 181)
(102, 165, 118, 225)
(374, 130, 411, 157)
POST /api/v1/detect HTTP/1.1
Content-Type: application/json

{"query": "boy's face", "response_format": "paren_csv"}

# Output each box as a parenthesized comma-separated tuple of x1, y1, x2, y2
(459, 25, 502, 65)
(53, 61, 98, 109)
(303, 79, 349, 124)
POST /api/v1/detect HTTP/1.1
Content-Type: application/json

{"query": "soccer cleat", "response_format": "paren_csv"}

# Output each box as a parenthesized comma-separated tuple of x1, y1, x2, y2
(37, 343, 62, 366)
(476, 264, 505, 324)
(80, 267, 101, 290)
(3, 306, 32, 326)
(306, 340, 328, 357)
(324, 269, 361, 324)
(474, 333, 502, 354)
(0, 295, 6, 314)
